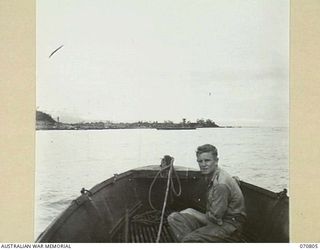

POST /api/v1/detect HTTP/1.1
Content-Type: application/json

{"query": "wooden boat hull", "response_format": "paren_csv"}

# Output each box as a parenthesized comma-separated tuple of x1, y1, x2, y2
(36, 166, 289, 243)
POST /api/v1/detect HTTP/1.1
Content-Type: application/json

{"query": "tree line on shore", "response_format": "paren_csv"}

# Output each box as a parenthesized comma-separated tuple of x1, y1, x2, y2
(36, 111, 220, 130)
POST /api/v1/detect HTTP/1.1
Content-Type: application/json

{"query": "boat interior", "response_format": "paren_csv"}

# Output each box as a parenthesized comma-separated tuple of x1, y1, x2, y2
(37, 165, 289, 243)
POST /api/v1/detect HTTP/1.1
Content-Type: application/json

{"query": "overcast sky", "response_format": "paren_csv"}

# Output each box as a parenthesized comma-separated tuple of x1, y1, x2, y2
(37, 0, 289, 127)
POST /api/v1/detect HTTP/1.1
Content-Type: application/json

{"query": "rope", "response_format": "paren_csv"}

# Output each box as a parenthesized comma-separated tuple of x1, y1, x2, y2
(156, 162, 173, 243)
(170, 166, 182, 196)
(146, 156, 182, 243)
(148, 168, 165, 210)
(131, 210, 164, 226)
(148, 158, 182, 211)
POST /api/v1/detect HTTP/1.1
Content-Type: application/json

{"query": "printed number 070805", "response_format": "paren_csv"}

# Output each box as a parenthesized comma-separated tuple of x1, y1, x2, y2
(300, 244, 318, 248)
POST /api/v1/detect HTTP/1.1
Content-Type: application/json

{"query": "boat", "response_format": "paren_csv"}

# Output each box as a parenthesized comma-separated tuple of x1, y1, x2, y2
(36, 157, 289, 243)
(156, 127, 197, 130)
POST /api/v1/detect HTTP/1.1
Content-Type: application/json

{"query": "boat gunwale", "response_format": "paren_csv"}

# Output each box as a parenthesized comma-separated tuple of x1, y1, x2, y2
(130, 166, 289, 200)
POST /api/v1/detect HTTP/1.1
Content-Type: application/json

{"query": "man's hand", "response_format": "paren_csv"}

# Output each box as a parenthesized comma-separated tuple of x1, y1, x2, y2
(206, 211, 223, 225)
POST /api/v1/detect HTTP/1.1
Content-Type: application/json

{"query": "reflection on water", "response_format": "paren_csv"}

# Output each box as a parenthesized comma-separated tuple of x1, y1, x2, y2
(35, 127, 288, 239)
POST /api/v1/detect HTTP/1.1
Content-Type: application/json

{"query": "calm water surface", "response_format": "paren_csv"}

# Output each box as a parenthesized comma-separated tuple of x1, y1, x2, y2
(35, 127, 288, 239)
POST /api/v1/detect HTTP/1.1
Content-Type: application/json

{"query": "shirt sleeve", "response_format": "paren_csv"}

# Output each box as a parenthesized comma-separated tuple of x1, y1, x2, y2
(206, 184, 230, 225)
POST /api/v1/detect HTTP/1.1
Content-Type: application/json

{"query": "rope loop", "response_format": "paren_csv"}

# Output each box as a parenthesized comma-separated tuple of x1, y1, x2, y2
(147, 155, 182, 243)
(148, 156, 182, 210)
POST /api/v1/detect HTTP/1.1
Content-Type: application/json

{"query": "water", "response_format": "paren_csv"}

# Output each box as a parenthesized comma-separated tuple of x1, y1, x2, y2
(35, 127, 288, 239)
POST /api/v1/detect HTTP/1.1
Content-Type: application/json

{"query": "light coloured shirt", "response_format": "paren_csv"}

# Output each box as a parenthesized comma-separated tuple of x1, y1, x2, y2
(206, 168, 247, 225)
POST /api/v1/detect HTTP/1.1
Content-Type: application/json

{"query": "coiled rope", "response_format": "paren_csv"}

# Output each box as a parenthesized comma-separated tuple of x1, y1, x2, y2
(148, 156, 182, 243)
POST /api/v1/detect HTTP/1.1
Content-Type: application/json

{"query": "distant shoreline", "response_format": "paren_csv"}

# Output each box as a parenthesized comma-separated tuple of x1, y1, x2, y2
(36, 126, 244, 131)
(36, 111, 224, 131)
(36, 111, 286, 131)
(34, 126, 288, 131)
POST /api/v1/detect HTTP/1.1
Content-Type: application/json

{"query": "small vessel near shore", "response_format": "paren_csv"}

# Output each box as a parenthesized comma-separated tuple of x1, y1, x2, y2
(156, 127, 197, 130)
(36, 157, 289, 243)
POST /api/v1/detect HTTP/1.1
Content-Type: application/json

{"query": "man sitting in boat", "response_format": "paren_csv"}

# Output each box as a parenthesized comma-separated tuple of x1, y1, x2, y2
(167, 144, 247, 242)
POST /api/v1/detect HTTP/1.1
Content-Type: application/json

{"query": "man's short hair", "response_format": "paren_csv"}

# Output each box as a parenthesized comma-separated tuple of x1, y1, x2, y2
(196, 144, 218, 158)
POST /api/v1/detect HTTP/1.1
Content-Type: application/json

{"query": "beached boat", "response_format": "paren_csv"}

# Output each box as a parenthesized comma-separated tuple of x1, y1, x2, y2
(36, 159, 289, 243)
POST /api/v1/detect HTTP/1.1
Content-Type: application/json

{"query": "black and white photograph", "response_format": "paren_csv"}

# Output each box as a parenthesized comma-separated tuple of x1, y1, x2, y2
(35, 0, 289, 243)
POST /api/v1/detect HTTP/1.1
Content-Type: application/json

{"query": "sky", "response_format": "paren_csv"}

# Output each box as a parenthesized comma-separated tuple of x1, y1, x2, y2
(37, 0, 289, 127)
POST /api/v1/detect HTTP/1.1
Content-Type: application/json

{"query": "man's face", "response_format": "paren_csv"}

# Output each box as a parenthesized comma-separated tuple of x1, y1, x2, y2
(197, 152, 218, 175)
